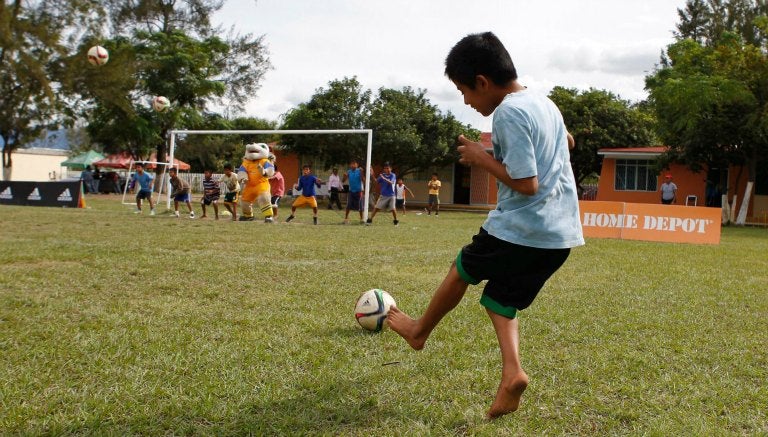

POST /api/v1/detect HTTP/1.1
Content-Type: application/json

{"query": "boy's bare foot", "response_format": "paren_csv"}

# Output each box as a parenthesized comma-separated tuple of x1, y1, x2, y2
(387, 306, 427, 350)
(486, 372, 529, 419)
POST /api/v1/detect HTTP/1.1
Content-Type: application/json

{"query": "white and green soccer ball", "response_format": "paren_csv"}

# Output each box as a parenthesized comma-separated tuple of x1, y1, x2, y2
(354, 289, 396, 332)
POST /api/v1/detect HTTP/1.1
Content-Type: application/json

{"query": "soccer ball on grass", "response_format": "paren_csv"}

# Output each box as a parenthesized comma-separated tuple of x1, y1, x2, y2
(355, 289, 396, 332)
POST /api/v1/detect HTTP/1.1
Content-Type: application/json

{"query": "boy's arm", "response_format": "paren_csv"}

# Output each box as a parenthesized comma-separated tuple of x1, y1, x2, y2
(567, 132, 575, 150)
(456, 135, 538, 195)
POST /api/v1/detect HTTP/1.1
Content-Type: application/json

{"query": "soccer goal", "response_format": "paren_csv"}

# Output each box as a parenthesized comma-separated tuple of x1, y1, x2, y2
(167, 129, 374, 218)
(120, 160, 180, 208)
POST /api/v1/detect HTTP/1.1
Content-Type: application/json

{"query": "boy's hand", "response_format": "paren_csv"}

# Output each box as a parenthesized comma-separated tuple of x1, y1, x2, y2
(456, 135, 488, 166)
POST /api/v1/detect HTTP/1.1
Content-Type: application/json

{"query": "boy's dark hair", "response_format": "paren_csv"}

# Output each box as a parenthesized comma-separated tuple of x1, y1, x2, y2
(445, 32, 517, 89)
(302, 164, 311, 169)
(135, 162, 143, 168)
(432, 172, 438, 177)
(169, 167, 177, 174)
(383, 162, 391, 168)
(224, 164, 232, 171)
(349, 158, 358, 165)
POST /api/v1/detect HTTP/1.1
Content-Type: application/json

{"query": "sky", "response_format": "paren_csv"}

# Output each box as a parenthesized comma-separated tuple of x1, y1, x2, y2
(214, 0, 687, 132)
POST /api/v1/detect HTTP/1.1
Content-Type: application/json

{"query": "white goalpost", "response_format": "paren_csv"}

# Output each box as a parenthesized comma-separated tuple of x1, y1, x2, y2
(167, 129, 374, 218)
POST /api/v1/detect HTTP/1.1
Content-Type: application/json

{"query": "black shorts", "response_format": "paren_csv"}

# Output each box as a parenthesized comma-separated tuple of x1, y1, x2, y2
(201, 195, 219, 205)
(136, 190, 152, 200)
(395, 198, 405, 208)
(456, 227, 570, 318)
(346, 191, 363, 211)
(271, 195, 282, 207)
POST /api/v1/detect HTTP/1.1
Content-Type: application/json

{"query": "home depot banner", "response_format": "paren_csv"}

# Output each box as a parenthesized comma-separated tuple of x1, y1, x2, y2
(0, 181, 84, 208)
(579, 201, 721, 244)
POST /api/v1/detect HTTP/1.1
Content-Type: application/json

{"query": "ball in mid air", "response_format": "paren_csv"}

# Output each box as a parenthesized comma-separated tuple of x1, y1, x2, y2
(152, 96, 170, 112)
(87, 45, 109, 66)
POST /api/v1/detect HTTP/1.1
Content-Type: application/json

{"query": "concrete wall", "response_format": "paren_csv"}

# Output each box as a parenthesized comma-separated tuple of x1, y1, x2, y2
(2, 148, 69, 182)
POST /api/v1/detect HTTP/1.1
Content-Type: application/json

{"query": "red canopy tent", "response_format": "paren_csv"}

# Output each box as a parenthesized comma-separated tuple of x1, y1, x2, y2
(93, 152, 190, 171)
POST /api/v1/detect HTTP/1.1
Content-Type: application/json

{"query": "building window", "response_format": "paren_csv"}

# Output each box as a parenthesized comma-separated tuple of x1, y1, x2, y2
(615, 159, 658, 191)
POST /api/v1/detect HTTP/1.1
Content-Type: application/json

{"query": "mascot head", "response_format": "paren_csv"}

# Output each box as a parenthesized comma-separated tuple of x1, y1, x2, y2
(244, 143, 270, 161)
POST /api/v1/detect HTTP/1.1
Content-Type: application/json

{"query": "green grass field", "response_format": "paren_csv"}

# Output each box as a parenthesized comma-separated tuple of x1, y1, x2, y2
(1, 196, 766, 435)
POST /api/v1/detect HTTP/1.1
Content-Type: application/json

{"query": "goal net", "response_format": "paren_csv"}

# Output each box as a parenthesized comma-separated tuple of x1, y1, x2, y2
(166, 129, 374, 218)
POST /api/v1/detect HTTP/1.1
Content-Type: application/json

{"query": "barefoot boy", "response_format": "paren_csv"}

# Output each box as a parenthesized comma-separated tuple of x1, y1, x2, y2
(387, 32, 584, 420)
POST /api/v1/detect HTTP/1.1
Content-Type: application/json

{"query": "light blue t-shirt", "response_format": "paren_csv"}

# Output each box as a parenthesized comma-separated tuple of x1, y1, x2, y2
(347, 168, 363, 192)
(484, 90, 584, 249)
(131, 172, 154, 192)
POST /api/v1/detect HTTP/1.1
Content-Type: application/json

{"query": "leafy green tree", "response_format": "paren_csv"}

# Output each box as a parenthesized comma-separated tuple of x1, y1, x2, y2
(0, 0, 102, 180)
(549, 87, 656, 190)
(646, 33, 767, 183)
(648, 0, 768, 202)
(367, 86, 477, 177)
(62, 0, 270, 173)
(675, 0, 768, 46)
(281, 78, 478, 175)
(280, 77, 371, 167)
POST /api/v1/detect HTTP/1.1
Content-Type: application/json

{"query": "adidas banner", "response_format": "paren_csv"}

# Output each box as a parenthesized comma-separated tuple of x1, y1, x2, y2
(0, 181, 83, 208)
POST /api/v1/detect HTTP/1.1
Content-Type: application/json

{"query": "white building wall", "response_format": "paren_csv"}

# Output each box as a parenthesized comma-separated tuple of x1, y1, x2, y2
(2, 149, 69, 182)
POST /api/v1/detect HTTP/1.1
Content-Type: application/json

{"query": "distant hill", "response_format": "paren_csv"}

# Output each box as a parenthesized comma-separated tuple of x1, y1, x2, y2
(0, 129, 71, 151)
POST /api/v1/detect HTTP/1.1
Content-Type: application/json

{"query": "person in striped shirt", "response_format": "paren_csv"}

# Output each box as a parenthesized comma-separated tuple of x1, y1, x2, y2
(200, 169, 221, 219)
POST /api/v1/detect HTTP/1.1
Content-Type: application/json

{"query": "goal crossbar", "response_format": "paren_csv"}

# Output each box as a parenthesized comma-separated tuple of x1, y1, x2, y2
(167, 129, 374, 218)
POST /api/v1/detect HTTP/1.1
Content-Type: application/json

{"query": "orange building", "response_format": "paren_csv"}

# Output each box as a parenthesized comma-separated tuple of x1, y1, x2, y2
(596, 146, 767, 223)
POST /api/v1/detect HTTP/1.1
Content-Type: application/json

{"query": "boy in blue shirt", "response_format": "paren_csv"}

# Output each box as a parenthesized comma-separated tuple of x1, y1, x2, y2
(387, 32, 584, 419)
(342, 158, 365, 224)
(285, 165, 323, 225)
(130, 163, 156, 215)
(366, 162, 398, 226)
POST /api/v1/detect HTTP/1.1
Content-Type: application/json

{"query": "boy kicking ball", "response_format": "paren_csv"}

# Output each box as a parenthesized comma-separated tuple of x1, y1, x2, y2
(387, 32, 584, 420)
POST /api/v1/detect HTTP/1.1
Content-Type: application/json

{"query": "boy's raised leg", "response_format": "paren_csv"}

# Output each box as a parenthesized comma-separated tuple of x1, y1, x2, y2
(485, 310, 528, 419)
(388, 264, 468, 350)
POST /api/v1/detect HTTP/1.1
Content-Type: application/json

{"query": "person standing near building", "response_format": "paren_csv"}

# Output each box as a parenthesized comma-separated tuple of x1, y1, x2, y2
(427, 173, 442, 215)
(327, 167, 343, 210)
(660, 174, 677, 205)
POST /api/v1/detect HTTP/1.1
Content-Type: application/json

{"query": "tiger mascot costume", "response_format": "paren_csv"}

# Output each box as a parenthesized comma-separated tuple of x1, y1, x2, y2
(237, 143, 275, 222)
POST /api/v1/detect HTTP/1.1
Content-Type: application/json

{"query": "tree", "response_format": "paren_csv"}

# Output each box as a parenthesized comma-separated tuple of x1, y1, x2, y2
(280, 77, 371, 167)
(646, 33, 767, 184)
(675, 0, 768, 46)
(0, 0, 102, 180)
(648, 0, 768, 213)
(366, 87, 477, 177)
(65, 0, 270, 170)
(549, 87, 657, 190)
(280, 78, 479, 175)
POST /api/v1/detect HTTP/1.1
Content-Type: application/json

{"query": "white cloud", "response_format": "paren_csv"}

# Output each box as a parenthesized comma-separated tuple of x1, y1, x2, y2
(216, 0, 686, 130)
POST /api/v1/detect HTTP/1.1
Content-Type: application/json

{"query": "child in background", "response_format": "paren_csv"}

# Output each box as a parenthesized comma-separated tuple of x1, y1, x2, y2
(220, 164, 240, 221)
(342, 159, 365, 224)
(130, 163, 156, 215)
(285, 165, 323, 225)
(200, 169, 221, 219)
(427, 173, 441, 216)
(366, 162, 398, 226)
(269, 164, 285, 219)
(169, 167, 195, 218)
(395, 178, 415, 215)
(387, 32, 584, 420)
(326, 167, 343, 210)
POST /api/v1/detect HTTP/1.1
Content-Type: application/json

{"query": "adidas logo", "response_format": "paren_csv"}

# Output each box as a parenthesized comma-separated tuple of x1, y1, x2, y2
(27, 187, 41, 201)
(57, 188, 73, 202)
(0, 186, 11, 200)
